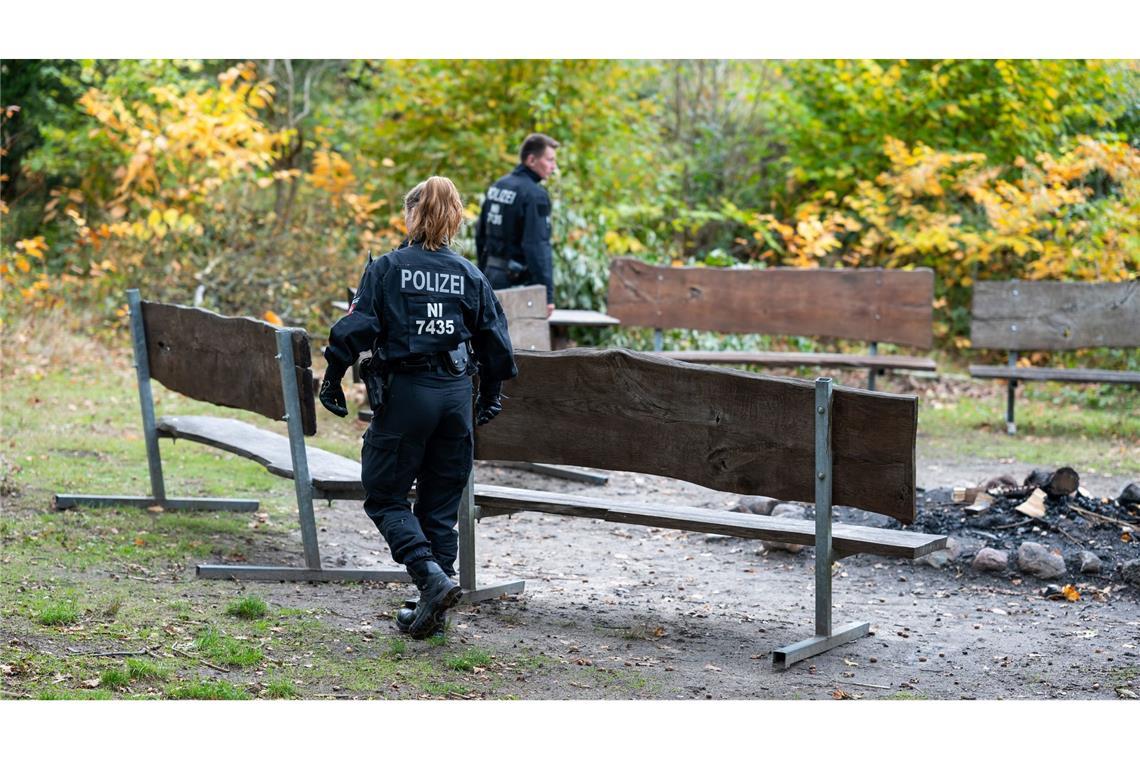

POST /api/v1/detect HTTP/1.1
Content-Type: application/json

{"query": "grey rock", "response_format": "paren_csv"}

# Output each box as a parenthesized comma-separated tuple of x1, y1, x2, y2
(1078, 551, 1103, 575)
(923, 536, 962, 568)
(1017, 541, 1067, 580)
(771, 503, 807, 520)
(1122, 559, 1140, 588)
(731, 496, 778, 516)
(1119, 483, 1140, 507)
(972, 547, 1009, 573)
(760, 503, 807, 554)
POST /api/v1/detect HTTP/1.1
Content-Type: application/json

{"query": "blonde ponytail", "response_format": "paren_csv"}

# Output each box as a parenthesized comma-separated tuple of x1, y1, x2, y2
(404, 176, 464, 250)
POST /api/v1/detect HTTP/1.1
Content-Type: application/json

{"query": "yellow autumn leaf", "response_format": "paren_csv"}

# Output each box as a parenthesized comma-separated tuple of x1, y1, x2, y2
(15, 255, 31, 273)
(147, 209, 163, 229)
(163, 208, 179, 226)
(262, 310, 284, 326)
(1061, 585, 1080, 602)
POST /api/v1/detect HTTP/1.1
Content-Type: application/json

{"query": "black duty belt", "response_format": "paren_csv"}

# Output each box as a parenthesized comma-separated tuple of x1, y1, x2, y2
(390, 346, 471, 377)
(390, 354, 445, 374)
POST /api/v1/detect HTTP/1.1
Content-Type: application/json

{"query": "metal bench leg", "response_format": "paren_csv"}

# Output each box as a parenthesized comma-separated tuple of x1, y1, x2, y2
(1006, 351, 1018, 435)
(458, 469, 525, 604)
(867, 341, 877, 391)
(773, 378, 870, 669)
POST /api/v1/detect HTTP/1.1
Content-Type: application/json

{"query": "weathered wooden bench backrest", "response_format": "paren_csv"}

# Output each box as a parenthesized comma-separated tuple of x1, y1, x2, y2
(605, 257, 935, 349)
(494, 285, 551, 351)
(141, 301, 317, 435)
(476, 348, 918, 523)
(970, 280, 1140, 351)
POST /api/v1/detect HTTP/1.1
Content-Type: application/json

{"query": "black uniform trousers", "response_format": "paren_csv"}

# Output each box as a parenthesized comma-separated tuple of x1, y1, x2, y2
(361, 368, 474, 577)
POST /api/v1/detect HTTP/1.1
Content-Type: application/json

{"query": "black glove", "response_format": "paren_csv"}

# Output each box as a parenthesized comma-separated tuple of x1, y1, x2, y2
(319, 364, 348, 418)
(475, 378, 503, 426)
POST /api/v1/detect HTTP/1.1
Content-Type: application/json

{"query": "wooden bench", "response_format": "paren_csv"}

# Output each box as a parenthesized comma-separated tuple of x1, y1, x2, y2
(605, 257, 938, 389)
(56, 292, 944, 668)
(467, 348, 946, 668)
(969, 279, 1140, 434)
(53, 289, 424, 584)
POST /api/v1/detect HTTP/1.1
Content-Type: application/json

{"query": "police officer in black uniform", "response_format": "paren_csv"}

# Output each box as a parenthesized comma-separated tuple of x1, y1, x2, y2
(476, 133, 559, 317)
(320, 176, 516, 639)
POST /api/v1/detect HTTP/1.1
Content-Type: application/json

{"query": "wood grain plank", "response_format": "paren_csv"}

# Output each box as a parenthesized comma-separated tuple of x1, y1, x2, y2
(156, 415, 360, 491)
(473, 484, 944, 559)
(494, 285, 551, 350)
(658, 350, 937, 371)
(970, 280, 1140, 350)
(606, 258, 935, 348)
(968, 365, 1140, 385)
(142, 301, 316, 434)
(475, 348, 918, 522)
(506, 318, 552, 351)
(494, 285, 548, 319)
(549, 309, 621, 327)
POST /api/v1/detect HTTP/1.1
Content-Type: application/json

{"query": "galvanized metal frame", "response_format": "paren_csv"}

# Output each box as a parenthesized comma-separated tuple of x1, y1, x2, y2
(867, 341, 878, 391)
(457, 469, 527, 602)
(53, 289, 259, 513)
(1006, 350, 1019, 435)
(771, 378, 871, 670)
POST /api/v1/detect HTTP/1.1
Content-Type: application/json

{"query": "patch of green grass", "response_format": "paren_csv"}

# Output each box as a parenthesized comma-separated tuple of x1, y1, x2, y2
(422, 680, 469, 697)
(386, 638, 407, 657)
(510, 653, 554, 671)
(37, 688, 115, 700)
(1110, 666, 1138, 686)
(226, 596, 269, 620)
(919, 390, 1138, 476)
(883, 690, 928, 700)
(264, 679, 299, 699)
(99, 668, 131, 690)
(35, 599, 79, 627)
(589, 667, 651, 692)
(444, 648, 493, 672)
(126, 658, 166, 681)
(194, 627, 263, 668)
(165, 680, 250, 700)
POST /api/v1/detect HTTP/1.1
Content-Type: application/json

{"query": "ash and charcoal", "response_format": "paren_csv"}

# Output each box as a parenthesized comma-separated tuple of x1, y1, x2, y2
(897, 471, 1140, 585)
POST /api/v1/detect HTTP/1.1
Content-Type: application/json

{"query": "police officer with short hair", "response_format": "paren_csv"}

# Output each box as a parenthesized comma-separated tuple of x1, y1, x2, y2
(320, 176, 516, 639)
(476, 133, 559, 317)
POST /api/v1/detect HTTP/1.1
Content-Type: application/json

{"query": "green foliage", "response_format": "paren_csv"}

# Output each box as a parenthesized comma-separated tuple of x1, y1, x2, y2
(4, 58, 1139, 350)
(194, 627, 263, 668)
(226, 596, 269, 620)
(444, 647, 493, 672)
(35, 599, 79, 626)
(779, 59, 1138, 199)
(165, 680, 251, 700)
(264, 679, 299, 699)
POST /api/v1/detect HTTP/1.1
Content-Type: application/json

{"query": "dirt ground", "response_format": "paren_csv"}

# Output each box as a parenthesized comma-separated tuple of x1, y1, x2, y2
(208, 453, 1139, 700)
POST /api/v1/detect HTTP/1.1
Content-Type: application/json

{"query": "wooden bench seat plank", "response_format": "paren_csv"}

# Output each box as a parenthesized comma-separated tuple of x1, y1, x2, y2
(658, 350, 937, 371)
(549, 309, 621, 327)
(156, 415, 362, 491)
(473, 484, 945, 559)
(968, 365, 1140, 385)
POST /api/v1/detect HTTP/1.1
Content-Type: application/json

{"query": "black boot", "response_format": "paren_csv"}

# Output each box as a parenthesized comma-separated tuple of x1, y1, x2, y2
(403, 559, 461, 639)
(395, 600, 448, 637)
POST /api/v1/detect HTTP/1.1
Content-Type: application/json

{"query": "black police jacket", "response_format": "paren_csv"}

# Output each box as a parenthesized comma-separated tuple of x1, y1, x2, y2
(324, 242, 518, 384)
(475, 164, 554, 304)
